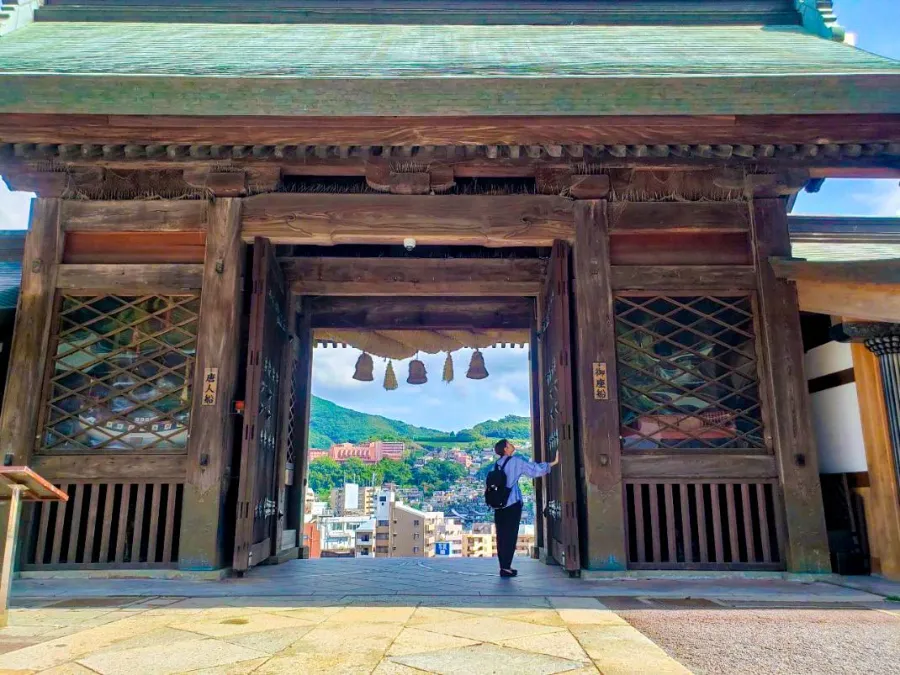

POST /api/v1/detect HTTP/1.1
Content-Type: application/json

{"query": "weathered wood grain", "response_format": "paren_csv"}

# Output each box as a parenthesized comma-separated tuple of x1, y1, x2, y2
(63, 231, 207, 264)
(30, 455, 187, 481)
(771, 258, 900, 286)
(609, 201, 750, 232)
(851, 344, 900, 580)
(287, 257, 545, 296)
(793, 280, 900, 323)
(622, 455, 778, 480)
(609, 232, 752, 266)
(179, 198, 245, 571)
(611, 265, 757, 290)
(61, 200, 207, 231)
(572, 200, 627, 570)
(2, 113, 898, 146)
(56, 263, 204, 292)
(309, 297, 534, 330)
(751, 198, 831, 573)
(242, 194, 574, 246)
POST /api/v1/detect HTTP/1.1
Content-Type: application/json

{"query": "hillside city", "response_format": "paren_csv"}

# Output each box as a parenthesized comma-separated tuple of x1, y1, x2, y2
(302, 397, 536, 559)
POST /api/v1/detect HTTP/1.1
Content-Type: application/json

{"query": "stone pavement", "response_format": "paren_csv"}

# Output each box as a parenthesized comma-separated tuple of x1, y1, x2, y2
(0, 558, 897, 674)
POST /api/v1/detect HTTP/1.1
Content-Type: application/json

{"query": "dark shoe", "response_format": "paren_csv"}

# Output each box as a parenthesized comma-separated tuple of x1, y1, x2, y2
(499, 569, 518, 578)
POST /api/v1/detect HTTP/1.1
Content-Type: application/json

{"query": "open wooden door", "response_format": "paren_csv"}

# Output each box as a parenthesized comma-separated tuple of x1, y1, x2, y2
(538, 241, 581, 572)
(234, 238, 289, 573)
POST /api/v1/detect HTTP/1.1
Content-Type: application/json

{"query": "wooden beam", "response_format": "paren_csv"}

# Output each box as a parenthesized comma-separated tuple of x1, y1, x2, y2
(182, 168, 247, 197)
(60, 200, 208, 232)
(56, 263, 204, 293)
(571, 201, 627, 571)
(622, 455, 778, 480)
(0, 199, 61, 565)
(609, 201, 750, 233)
(309, 297, 534, 330)
(242, 194, 574, 246)
(772, 258, 900, 286)
(851, 344, 900, 580)
(751, 198, 831, 573)
(611, 265, 757, 290)
(30, 455, 187, 482)
(2, 113, 898, 146)
(179, 198, 245, 571)
(286, 257, 546, 296)
(794, 280, 900, 323)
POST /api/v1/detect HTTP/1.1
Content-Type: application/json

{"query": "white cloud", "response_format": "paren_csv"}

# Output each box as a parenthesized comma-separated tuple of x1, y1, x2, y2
(850, 180, 900, 217)
(0, 178, 34, 230)
(492, 384, 520, 405)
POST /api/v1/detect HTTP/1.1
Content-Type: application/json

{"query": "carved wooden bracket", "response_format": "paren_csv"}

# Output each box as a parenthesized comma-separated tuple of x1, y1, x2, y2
(365, 162, 455, 194)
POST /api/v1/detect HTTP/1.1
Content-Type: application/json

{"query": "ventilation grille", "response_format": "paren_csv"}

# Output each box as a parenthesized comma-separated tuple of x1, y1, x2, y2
(625, 481, 783, 570)
(25, 482, 183, 569)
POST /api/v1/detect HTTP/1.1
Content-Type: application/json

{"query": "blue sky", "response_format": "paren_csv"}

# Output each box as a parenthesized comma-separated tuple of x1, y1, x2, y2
(0, 1, 898, 428)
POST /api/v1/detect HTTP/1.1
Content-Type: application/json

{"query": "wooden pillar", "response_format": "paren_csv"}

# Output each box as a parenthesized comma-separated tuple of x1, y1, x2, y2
(852, 343, 900, 580)
(530, 318, 546, 557)
(179, 198, 245, 570)
(0, 199, 61, 564)
(290, 297, 314, 556)
(571, 200, 627, 570)
(751, 198, 830, 573)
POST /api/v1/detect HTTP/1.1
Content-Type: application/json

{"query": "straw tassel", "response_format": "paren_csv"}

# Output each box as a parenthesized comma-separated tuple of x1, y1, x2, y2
(384, 361, 398, 391)
(442, 353, 454, 383)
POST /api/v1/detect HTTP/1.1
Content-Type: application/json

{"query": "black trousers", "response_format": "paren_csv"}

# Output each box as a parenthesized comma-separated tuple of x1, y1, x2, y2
(494, 500, 523, 570)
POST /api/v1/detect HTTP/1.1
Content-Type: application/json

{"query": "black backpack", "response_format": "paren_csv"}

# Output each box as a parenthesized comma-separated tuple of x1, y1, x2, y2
(484, 457, 512, 509)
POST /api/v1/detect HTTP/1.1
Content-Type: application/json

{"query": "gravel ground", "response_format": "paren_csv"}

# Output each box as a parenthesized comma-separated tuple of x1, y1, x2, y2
(615, 606, 900, 675)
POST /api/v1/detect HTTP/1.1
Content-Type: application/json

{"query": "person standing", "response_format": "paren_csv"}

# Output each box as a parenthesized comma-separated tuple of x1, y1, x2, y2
(492, 438, 559, 577)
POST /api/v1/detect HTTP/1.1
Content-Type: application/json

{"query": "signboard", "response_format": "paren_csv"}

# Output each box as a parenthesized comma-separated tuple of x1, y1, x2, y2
(592, 362, 608, 401)
(202, 368, 218, 406)
(434, 542, 451, 556)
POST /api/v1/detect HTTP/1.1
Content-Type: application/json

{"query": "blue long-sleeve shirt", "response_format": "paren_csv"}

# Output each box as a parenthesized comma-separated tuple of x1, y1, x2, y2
(498, 454, 551, 508)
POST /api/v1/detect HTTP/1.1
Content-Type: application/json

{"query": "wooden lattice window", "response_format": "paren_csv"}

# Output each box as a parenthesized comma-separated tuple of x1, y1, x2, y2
(39, 294, 200, 453)
(615, 295, 764, 450)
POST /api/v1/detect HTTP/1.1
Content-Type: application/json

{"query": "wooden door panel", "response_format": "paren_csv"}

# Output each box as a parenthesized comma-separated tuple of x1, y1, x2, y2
(539, 241, 581, 572)
(234, 238, 288, 573)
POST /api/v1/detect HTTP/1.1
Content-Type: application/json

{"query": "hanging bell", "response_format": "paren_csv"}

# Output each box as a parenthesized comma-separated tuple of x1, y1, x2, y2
(442, 353, 454, 383)
(384, 361, 398, 391)
(407, 359, 428, 385)
(466, 350, 489, 380)
(353, 352, 374, 382)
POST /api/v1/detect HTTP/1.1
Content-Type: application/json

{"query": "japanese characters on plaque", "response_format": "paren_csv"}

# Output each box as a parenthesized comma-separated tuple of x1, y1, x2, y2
(202, 368, 218, 406)
(592, 362, 609, 401)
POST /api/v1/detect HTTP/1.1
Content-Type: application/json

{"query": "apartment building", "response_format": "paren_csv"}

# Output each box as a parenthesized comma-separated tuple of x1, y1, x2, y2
(330, 483, 376, 516)
(316, 514, 372, 555)
(355, 519, 376, 558)
(462, 532, 497, 558)
(309, 441, 406, 464)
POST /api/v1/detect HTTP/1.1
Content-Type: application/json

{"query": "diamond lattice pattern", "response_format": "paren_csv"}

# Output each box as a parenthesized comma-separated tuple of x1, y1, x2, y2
(615, 295, 764, 450)
(40, 295, 200, 452)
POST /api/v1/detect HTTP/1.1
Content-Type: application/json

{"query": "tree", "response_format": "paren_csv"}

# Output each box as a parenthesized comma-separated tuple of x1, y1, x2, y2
(308, 457, 342, 495)
(341, 457, 369, 484)
(375, 458, 412, 486)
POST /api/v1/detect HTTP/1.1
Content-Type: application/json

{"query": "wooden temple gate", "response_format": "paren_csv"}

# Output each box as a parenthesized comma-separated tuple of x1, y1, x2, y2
(4, 0, 900, 576)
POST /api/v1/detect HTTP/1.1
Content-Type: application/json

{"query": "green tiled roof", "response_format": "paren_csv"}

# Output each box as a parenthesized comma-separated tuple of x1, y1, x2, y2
(792, 242, 900, 262)
(0, 22, 897, 116)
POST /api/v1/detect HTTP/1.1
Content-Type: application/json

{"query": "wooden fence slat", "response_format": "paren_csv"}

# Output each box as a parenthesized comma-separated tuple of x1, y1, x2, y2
(50, 484, 70, 564)
(725, 483, 740, 563)
(66, 484, 85, 564)
(710, 484, 725, 563)
(115, 484, 132, 563)
(99, 484, 116, 563)
(695, 484, 709, 563)
(82, 484, 100, 564)
(664, 484, 677, 563)
(741, 483, 756, 563)
(131, 484, 147, 564)
(772, 484, 787, 564)
(679, 483, 693, 563)
(757, 483, 773, 562)
(634, 484, 646, 563)
(147, 484, 161, 563)
(162, 483, 177, 563)
(649, 483, 661, 563)
(35, 500, 52, 566)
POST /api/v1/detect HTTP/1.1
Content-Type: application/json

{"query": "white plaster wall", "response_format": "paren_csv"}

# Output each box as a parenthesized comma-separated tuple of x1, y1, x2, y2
(805, 341, 853, 380)
(804, 341, 868, 475)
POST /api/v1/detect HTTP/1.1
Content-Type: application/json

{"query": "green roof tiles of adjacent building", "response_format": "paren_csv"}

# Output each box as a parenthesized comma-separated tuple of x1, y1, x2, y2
(0, 22, 898, 116)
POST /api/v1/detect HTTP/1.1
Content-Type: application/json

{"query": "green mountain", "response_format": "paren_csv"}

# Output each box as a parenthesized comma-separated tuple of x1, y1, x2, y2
(309, 396, 530, 449)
